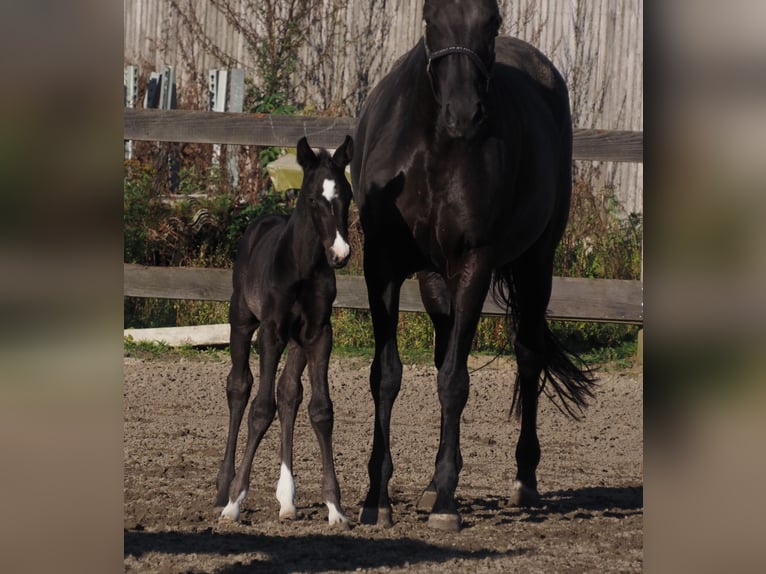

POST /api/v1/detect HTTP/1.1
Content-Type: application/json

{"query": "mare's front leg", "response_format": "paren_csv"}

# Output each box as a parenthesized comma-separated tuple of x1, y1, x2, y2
(216, 298, 258, 507)
(275, 340, 306, 521)
(415, 271, 460, 511)
(359, 250, 404, 527)
(305, 322, 349, 528)
(426, 251, 493, 531)
(220, 322, 285, 521)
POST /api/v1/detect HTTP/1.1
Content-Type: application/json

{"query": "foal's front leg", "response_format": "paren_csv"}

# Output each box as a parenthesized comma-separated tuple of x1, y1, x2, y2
(221, 323, 284, 521)
(306, 324, 349, 528)
(275, 341, 306, 521)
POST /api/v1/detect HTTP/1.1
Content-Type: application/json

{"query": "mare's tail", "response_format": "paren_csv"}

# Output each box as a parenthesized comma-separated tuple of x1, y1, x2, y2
(491, 268, 596, 420)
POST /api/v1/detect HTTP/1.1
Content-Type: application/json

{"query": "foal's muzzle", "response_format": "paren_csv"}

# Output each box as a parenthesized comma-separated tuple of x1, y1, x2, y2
(326, 231, 351, 268)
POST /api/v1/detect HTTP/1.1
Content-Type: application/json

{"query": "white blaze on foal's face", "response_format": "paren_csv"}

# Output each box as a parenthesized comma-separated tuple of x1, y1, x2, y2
(322, 178, 337, 202)
(322, 178, 350, 261)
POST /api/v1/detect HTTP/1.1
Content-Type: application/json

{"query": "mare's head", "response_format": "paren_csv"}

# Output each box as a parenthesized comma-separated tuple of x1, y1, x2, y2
(423, 0, 502, 139)
(296, 135, 354, 269)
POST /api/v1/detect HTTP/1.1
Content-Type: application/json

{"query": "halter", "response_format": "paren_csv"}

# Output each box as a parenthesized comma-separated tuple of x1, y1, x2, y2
(423, 33, 493, 95)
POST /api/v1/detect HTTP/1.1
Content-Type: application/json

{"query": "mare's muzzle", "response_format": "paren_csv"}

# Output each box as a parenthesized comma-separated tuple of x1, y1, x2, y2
(425, 39, 493, 139)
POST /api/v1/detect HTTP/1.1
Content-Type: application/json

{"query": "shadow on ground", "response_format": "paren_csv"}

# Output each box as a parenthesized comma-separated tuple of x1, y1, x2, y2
(125, 529, 529, 573)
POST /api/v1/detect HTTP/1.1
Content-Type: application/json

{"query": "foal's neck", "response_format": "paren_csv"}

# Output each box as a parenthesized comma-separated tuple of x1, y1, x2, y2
(282, 199, 327, 278)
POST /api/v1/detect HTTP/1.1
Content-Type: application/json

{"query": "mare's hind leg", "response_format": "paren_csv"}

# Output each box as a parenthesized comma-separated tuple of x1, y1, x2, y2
(275, 341, 306, 521)
(359, 249, 405, 527)
(215, 299, 258, 507)
(507, 251, 553, 507)
(306, 324, 349, 528)
(221, 323, 284, 521)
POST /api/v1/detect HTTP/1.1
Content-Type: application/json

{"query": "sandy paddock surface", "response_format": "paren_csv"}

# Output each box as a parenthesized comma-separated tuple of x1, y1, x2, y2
(124, 353, 642, 573)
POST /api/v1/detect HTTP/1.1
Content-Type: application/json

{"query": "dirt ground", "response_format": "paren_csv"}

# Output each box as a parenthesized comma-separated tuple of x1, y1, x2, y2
(124, 353, 642, 573)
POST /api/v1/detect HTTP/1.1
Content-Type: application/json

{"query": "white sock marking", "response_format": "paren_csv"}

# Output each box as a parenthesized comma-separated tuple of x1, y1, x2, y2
(276, 463, 297, 518)
(326, 501, 348, 525)
(330, 230, 350, 261)
(220, 488, 247, 522)
(322, 179, 337, 202)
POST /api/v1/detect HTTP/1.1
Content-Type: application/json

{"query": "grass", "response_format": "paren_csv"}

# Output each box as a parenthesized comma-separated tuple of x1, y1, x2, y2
(124, 334, 639, 371)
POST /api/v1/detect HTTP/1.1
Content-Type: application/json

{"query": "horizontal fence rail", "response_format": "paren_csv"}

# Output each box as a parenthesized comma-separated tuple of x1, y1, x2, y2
(124, 109, 643, 163)
(124, 264, 643, 325)
(123, 109, 643, 345)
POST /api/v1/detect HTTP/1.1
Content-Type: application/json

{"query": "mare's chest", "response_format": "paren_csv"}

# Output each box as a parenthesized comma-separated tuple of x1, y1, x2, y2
(400, 141, 509, 259)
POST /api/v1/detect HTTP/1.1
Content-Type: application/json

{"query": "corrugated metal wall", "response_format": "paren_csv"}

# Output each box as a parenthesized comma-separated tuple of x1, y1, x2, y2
(124, 0, 642, 213)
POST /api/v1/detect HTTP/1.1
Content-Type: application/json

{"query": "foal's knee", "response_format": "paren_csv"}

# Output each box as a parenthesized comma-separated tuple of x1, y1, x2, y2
(308, 397, 334, 429)
(248, 397, 277, 429)
(226, 369, 253, 402)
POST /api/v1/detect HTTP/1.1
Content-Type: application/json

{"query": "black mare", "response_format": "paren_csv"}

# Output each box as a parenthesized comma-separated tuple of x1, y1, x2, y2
(351, 0, 595, 531)
(216, 136, 353, 528)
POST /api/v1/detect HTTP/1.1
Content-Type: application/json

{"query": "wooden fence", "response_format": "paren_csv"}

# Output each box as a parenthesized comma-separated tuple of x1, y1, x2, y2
(123, 109, 643, 345)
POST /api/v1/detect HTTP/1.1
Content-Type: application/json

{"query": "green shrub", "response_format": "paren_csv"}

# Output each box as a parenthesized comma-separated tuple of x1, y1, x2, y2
(124, 126, 642, 359)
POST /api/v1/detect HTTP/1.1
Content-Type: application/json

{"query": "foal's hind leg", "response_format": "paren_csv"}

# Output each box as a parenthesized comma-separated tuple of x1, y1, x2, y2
(275, 341, 306, 521)
(216, 302, 258, 507)
(306, 324, 348, 528)
(221, 324, 284, 521)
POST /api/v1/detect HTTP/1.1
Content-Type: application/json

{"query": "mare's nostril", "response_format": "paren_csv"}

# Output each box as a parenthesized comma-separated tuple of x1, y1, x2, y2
(474, 102, 485, 123)
(445, 103, 456, 128)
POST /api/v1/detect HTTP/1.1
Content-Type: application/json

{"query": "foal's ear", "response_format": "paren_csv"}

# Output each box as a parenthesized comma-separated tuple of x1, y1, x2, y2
(332, 135, 353, 167)
(296, 136, 317, 169)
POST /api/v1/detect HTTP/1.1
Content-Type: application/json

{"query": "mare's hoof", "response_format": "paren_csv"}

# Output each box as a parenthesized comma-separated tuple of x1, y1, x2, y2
(509, 480, 541, 507)
(417, 488, 437, 511)
(358, 506, 393, 528)
(427, 512, 461, 532)
(279, 507, 298, 521)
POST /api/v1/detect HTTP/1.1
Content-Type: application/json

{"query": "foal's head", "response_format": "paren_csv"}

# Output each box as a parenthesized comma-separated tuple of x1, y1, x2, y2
(296, 135, 354, 269)
(423, 0, 502, 139)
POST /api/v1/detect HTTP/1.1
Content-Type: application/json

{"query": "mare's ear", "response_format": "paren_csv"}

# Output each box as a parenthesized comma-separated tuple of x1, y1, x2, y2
(296, 136, 317, 169)
(332, 135, 353, 167)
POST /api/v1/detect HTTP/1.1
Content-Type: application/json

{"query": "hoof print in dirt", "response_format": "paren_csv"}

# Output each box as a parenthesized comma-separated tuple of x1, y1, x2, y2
(417, 488, 437, 511)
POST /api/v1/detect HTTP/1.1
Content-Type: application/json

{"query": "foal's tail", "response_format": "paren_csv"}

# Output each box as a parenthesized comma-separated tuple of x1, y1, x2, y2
(491, 269, 596, 420)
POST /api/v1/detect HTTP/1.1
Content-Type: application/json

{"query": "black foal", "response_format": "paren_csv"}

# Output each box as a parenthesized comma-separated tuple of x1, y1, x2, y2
(216, 135, 353, 527)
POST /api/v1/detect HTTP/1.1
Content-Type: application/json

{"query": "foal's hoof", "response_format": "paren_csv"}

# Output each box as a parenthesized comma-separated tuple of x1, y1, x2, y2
(509, 480, 541, 507)
(327, 502, 350, 529)
(279, 506, 298, 521)
(220, 502, 241, 522)
(214, 492, 229, 508)
(330, 517, 351, 531)
(358, 506, 393, 528)
(427, 512, 461, 532)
